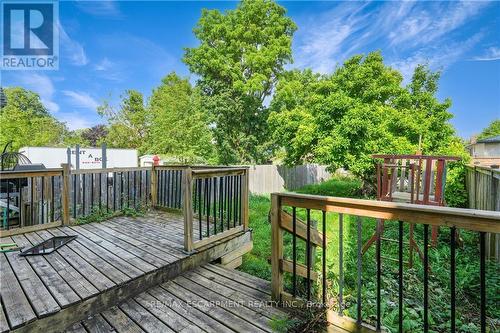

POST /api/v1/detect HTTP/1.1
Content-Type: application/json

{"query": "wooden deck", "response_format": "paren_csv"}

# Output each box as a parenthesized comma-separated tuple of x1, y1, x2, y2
(0, 211, 253, 333)
(65, 264, 291, 333)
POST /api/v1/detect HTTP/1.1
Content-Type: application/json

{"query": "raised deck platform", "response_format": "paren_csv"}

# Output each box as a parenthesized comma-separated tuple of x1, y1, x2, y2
(65, 264, 290, 333)
(0, 211, 253, 333)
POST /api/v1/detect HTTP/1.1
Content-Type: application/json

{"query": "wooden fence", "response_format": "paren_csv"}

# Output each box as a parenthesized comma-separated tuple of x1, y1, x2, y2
(465, 165, 500, 262)
(248, 164, 331, 194)
(0, 165, 250, 252)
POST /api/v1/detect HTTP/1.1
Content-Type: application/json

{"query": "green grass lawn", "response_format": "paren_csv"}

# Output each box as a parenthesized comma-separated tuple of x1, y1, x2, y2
(238, 177, 499, 333)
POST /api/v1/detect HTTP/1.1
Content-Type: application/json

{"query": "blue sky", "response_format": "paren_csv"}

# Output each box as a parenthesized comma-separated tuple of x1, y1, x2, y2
(2, 0, 499, 139)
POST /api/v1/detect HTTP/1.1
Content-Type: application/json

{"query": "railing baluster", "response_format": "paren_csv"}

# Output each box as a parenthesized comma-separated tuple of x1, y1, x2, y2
(207, 178, 211, 237)
(90, 173, 94, 211)
(450, 227, 456, 333)
(376, 218, 381, 330)
(233, 175, 238, 227)
(322, 210, 326, 304)
(51, 176, 55, 222)
(6, 178, 10, 229)
(306, 208, 311, 301)
(292, 206, 297, 297)
(219, 177, 224, 232)
(73, 175, 77, 218)
(213, 177, 217, 234)
(226, 175, 230, 230)
(239, 175, 242, 226)
(113, 172, 117, 211)
(198, 178, 202, 240)
(357, 216, 362, 323)
(18, 178, 23, 227)
(127, 171, 130, 208)
(399, 220, 404, 332)
(82, 174, 86, 216)
(41, 176, 45, 224)
(480, 231, 486, 333)
(106, 173, 109, 212)
(133, 171, 136, 208)
(31, 177, 35, 224)
(120, 172, 123, 209)
(424, 224, 429, 333)
(339, 213, 344, 316)
(99, 173, 102, 210)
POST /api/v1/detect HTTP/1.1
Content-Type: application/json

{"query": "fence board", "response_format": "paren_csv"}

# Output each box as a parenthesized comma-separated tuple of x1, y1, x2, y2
(465, 166, 500, 262)
(248, 164, 331, 194)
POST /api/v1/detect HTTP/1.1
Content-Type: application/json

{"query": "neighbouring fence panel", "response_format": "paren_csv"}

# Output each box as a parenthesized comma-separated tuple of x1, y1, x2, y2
(465, 166, 500, 262)
(70, 167, 151, 220)
(248, 164, 331, 194)
(0, 170, 64, 231)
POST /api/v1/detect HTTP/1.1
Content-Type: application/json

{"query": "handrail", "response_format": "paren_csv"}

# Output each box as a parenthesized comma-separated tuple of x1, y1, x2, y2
(270, 192, 500, 333)
(72, 166, 150, 174)
(0, 168, 63, 179)
(277, 192, 500, 233)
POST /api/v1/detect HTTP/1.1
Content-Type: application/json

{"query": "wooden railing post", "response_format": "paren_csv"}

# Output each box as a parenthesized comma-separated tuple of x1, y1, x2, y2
(151, 166, 158, 207)
(61, 163, 71, 225)
(183, 167, 193, 252)
(242, 168, 250, 230)
(270, 193, 283, 302)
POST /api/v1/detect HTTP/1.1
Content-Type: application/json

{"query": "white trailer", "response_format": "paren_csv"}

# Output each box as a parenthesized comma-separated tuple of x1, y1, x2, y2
(19, 147, 138, 169)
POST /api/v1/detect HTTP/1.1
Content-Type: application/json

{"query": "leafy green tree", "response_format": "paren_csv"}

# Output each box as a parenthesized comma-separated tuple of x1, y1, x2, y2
(183, 0, 296, 163)
(0, 87, 65, 151)
(148, 73, 214, 163)
(98, 90, 150, 154)
(477, 119, 500, 140)
(62, 129, 90, 146)
(269, 53, 465, 189)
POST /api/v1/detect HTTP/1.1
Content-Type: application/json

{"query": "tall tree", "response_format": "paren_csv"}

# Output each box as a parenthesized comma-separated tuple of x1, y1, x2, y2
(0, 87, 66, 151)
(98, 90, 150, 154)
(148, 73, 214, 163)
(477, 119, 500, 140)
(269, 53, 464, 186)
(82, 125, 108, 146)
(183, 0, 296, 163)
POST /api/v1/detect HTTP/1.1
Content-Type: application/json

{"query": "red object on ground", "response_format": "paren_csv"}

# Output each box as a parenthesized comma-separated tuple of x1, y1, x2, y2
(153, 155, 160, 166)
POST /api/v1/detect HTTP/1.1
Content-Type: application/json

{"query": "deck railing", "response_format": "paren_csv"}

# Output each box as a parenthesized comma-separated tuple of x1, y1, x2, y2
(270, 192, 500, 333)
(0, 168, 65, 233)
(181, 167, 249, 252)
(0, 164, 249, 250)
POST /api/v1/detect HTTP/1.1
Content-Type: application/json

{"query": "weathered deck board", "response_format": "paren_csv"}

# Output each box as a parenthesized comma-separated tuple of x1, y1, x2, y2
(23, 232, 100, 300)
(66, 264, 292, 333)
(1, 237, 61, 318)
(101, 306, 145, 333)
(10, 234, 81, 308)
(1, 211, 253, 332)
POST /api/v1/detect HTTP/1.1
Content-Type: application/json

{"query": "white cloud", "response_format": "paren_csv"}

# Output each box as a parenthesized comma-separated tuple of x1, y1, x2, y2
(58, 23, 88, 66)
(388, 1, 489, 47)
(293, 1, 490, 76)
(57, 112, 93, 131)
(75, 1, 122, 18)
(472, 47, 500, 61)
(294, 2, 370, 73)
(93, 57, 124, 81)
(391, 33, 483, 81)
(17, 73, 59, 113)
(62, 90, 99, 110)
